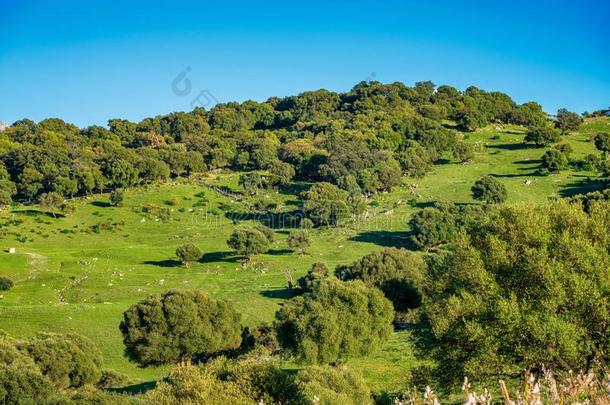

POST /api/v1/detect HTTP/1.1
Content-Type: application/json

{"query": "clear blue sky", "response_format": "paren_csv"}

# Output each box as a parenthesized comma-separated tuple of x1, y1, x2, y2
(1, 0, 609, 127)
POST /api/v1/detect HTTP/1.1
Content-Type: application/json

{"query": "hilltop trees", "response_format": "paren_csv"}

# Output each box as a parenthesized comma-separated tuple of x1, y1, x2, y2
(275, 279, 393, 364)
(421, 201, 610, 385)
(471, 175, 507, 204)
(555, 108, 583, 133)
(120, 289, 242, 367)
(335, 248, 426, 312)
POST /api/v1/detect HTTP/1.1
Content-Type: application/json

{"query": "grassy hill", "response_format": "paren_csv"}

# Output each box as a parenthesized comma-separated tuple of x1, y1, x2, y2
(0, 118, 608, 390)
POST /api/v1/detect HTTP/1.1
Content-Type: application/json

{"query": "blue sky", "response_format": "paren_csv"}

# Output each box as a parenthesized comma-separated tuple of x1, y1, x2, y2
(1, 0, 609, 127)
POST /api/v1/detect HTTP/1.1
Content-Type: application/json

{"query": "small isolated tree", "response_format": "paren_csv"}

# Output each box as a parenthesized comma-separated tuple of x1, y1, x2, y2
(287, 230, 310, 254)
(227, 228, 270, 259)
(175, 243, 202, 267)
(20, 333, 102, 389)
(594, 132, 610, 156)
(335, 248, 426, 312)
(109, 189, 124, 206)
(38, 192, 63, 217)
(120, 289, 242, 367)
(542, 149, 568, 172)
(297, 262, 329, 292)
(525, 125, 561, 147)
(471, 175, 507, 204)
(555, 108, 583, 133)
(0, 277, 13, 291)
(275, 279, 393, 364)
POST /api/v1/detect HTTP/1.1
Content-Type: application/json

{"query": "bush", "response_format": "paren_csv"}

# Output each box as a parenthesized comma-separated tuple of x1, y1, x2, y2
(287, 230, 311, 253)
(175, 243, 202, 266)
(335, 248, 426, 312)
(20, 332, 102, 388)
(471, 175, 507, 204)
(295, 365, 373, 405)
(120, 289, 242, 367)
(0, 277, 13, 291)
(0, 365, 54, 404)
(297, 263, 329, 292)
(109, 190, 124, 206)
(275, 279, 393, 364)
(96, 369, 131, 389)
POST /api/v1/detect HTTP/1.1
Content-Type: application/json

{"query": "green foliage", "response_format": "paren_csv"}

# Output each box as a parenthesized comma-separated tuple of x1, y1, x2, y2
(471, 175, 507, 204)
(0, 165, 15, 206)
(288, 229, 311, 253)
(175, 243, 202, 266)
(227, 228, 271, 257)
(297, 262, 329, 292)
(335, 248, 426, 312)
(421, 201, 610, 386)
(541, 149, 568, 172)
(0, 277, 13, 291)
(295, 365, 373, 405)
(96, 369, 131, 389)
(38, 192, 63, 214)
(452, 141, 475, 162)
(594, 132, 610, 154)
(275, 279, 393, 364)
(20, 332, 102, 388)
(301, 182, 352, 227)
(0, 364, 54, 405)
(525, 125, 561, 147)
(109, 189, 124, 206)
(146, 366, 252, 404)
(120, 289, 242, 367)
(238, 172, 266, 196)
(555, 108, 583, 133)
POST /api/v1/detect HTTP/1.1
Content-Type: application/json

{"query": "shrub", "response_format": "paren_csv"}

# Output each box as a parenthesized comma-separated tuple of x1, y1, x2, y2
(287, 230, 311, 253)
(20, 332, 102, 388)
(297, 263, 329, 292)
(96, 369, 130, 389)
(109, 189, 124, 207)
(0, 277, 13, 291)
(525, 125, 561, 147)
(0, 365, 54, 404)
(295, 365, 373, 405)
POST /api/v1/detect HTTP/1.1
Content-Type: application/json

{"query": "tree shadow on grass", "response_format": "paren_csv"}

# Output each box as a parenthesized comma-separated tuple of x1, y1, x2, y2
(200, 251, 240, 263)
(108, 380, 157, 395)
(267, 249, 293, 255)
(142, 259, 181, 267)
(486, 143, 531, 151)
(224, 210, 304, 229)
(91, 201, 111, 208)
(12, 209, 62, 218)
(260, 287, 300, 300)
(349, 231, 415, 249)
(490, 172, 541, 178)
(558, 177, 605, 198)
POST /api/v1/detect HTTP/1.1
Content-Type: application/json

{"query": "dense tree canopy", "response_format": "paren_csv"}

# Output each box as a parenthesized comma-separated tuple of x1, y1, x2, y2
(471, 175, 507, 204)
(120, 289, 242, 366)
(421, 200, 610, 385)
(0, 81, 554, 205)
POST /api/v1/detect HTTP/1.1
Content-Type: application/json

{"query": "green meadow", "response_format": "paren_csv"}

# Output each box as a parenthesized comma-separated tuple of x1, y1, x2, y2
(0, 118, 607, 389)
